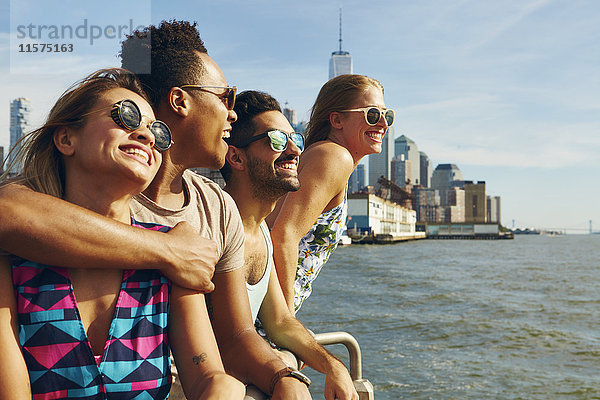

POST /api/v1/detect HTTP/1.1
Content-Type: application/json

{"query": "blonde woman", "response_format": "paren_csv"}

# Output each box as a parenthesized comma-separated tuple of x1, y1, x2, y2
(268, 74, 394, 313)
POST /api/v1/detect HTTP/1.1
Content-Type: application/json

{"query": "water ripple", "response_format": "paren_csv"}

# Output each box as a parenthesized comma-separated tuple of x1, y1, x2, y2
(299, 235, 600, 399)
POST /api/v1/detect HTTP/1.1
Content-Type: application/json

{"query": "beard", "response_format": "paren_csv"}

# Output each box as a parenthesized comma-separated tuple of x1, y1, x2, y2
(246, 154, 300, 200)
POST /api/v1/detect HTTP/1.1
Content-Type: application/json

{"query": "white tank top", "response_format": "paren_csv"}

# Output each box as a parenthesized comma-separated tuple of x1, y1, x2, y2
(246, 222, 273, 322)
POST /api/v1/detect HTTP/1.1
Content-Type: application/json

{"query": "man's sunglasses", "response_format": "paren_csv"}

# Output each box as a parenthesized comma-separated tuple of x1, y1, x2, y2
(235, 130, 305, 152)
(79, 99, 173, 152)
(180, 85, 237, 110)
(339, 107, 395, 127)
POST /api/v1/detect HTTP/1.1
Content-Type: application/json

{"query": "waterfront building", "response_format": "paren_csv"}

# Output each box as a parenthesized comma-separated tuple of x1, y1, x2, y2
(368, 127, 394, 188)
(394, 135, 420, 186)
(347, 192, 418, 238)
(446, 186, 465, 222)
(419, 151, 432, 188)
(426, 223, 506, 239)
(9, 98, 31, 176)
(413, 187, 442, 222)
(348, 163, 365, 194)
(431, 163, 463, 206)
(390, 154, 411, 188)
(329, 8, 352, 79)
(464, 181, 487, 223)
(487, 195, 501, 224)
(282, 102, 298, 126)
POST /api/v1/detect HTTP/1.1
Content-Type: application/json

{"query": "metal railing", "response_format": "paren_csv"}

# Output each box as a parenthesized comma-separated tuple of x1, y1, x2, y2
(314, 332, 374, 400)
(244, 331, 374, 399)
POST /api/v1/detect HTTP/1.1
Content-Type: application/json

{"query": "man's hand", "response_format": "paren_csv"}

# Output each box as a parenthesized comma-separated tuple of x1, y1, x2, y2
(324, 363, 358, 400)
(162, 222, 218, 292)
(271, 377, 312, 400)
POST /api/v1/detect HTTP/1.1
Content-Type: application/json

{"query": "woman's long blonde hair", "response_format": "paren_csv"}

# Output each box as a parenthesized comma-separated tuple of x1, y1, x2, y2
(1, 68, 149, 198)
(305, 74, 384, 148)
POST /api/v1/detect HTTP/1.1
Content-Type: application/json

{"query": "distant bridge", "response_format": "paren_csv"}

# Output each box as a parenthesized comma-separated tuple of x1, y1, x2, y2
(529, 227, 599, 234)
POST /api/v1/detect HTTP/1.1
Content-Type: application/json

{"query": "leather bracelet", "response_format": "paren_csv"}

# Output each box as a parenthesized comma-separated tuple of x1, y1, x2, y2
(269, 366, 311, 395)
(269, 367, 294, 395)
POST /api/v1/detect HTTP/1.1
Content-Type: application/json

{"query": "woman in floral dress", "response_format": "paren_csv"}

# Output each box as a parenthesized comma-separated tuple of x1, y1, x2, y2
(268, 74, 395, 313)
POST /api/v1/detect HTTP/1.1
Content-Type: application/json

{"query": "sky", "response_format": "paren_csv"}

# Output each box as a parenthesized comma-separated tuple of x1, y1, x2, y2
(0, 0, 599, 232)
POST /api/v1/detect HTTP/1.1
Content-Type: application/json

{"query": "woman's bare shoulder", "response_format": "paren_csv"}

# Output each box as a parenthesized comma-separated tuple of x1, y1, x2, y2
(301, 141, 354, 168)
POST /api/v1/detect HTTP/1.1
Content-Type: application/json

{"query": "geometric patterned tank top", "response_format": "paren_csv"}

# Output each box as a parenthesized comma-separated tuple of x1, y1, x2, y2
(11, 220, 172, 400)
(294, 195, 347, 312)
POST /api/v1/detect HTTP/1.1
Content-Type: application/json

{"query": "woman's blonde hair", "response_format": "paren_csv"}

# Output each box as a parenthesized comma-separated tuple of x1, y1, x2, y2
(1, 68, 149, 198)
(305, 74, 384, 148)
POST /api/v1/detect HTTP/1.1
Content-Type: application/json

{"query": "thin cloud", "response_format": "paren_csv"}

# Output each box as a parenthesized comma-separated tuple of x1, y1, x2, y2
(462, 0, 552, 54)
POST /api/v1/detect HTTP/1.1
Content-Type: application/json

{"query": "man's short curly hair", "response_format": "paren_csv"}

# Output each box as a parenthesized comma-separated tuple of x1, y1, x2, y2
(227, 91, 282, 147)
(120, 20, 208, 108)
(220, 90, 282, 182)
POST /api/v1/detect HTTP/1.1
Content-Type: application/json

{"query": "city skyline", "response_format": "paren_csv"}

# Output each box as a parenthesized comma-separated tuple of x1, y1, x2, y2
(0, 0, 598, 232)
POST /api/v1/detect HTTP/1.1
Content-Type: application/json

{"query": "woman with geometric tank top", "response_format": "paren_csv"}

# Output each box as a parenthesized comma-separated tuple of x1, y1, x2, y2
(268, 74, 395, 313)
(0, 69, 244, 399)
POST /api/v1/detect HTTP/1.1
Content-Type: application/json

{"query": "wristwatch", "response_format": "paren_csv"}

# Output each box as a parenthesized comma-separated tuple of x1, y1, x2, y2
(269, 367, 312, 394)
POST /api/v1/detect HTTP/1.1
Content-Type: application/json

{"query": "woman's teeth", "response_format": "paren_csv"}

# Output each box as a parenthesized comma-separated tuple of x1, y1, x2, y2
(124, 147, 149, 164)
(366, 132, 383, 141)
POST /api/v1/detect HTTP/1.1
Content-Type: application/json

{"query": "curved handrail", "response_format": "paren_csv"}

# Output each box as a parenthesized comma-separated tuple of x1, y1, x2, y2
(313, 331, 362, 380)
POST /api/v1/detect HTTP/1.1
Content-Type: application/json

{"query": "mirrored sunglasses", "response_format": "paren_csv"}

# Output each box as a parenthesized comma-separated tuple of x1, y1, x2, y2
(236, 130, 305, 152)
(340, 107, 395, 126)
(110, 100, 173, 151)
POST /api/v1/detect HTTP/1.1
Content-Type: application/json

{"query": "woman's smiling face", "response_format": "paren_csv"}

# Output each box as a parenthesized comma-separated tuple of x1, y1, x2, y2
(340, 85, 389, 157)
(65, 88, 162, 190)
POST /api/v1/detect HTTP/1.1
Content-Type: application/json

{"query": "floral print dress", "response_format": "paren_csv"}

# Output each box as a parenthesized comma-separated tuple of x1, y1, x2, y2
(294, 195, 347, 312)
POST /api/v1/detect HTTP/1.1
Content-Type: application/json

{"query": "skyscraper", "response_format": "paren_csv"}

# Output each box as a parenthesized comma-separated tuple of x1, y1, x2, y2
(391, 154, 411, 187)
(419, 151, 432, 188)
(430, 163, 463, 206)
(413, 187, 441, 222)
(446, 187, 465, 222)
(9, 98, 31, 176)
(348, 163, 365, 194)
(487, 195, 501, 224)
(282, 102, 298, 127)
(394, 135, 420, 186)
(463, 181, 487, 223)
(329, 8, 352, 79)
(368, 126, 394, 188)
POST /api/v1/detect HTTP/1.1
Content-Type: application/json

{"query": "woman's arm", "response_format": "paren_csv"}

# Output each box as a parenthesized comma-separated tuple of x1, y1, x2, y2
(0, 183, 217, 292)
(169, 285, 245, 400)
(0, 256, 31, 399)
(269, 144, 354, 311)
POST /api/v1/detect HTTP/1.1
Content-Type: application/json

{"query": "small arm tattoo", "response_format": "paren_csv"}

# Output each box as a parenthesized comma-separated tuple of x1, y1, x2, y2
(192, 353, 208, 365)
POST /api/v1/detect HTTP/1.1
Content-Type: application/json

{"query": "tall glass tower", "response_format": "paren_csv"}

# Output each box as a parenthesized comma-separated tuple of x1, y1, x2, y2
(329, 7, 352, 79)
(368, 127, 395, 188)
(394, 135, 421, 186)
(9, 98, 31, 176)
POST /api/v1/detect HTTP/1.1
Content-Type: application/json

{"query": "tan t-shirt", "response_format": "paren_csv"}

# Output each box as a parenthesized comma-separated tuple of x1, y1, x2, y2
(130, 169, 245, 274)
(131, 170, 245, 399)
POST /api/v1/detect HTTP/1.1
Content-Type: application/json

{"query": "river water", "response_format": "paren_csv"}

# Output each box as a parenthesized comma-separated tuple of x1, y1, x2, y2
(298, 235, 600, 399)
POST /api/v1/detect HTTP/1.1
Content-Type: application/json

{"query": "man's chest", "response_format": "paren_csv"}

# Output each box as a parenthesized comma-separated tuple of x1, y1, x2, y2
(244, 234, 269, 285)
